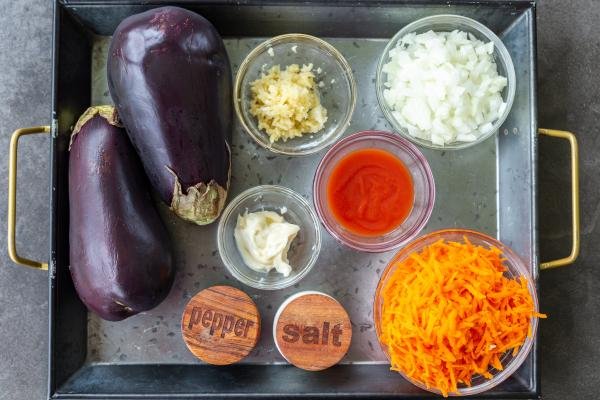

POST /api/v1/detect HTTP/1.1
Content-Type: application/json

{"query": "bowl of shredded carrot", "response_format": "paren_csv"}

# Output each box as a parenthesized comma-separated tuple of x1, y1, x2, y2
(374, 229, 546, 397)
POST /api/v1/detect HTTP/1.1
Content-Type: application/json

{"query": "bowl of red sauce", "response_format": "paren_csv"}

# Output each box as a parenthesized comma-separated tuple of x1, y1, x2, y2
(313, 130, 435, 252)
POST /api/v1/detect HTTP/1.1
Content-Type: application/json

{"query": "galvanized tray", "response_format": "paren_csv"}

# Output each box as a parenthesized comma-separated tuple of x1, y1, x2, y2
(89, 34, 506, 366)
(8, 1, 552, 398)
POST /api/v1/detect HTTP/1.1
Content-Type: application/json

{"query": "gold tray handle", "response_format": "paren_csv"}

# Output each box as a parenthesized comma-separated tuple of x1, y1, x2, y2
(7, 125, 51, 270)
(539, 128, 580, 270)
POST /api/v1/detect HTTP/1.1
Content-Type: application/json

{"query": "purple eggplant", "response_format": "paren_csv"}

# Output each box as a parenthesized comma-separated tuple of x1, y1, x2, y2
(107, 6, 232, 225)
(69, 106, 174, 321)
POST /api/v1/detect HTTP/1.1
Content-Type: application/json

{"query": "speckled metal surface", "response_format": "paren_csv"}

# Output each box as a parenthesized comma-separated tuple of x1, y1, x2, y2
(87, 36, 498, 365)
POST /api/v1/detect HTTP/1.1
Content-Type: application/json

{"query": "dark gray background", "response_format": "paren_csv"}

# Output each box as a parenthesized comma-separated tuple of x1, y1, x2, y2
(0, 1, 597, 399)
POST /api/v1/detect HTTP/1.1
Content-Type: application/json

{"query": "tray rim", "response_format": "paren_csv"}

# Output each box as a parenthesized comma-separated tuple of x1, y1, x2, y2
(48, 1, 540, 398)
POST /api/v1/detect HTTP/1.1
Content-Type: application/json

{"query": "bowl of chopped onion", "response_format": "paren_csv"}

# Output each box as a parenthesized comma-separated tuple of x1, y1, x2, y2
(374, 229, 544, 397)
(376, 15, 516, 150)
(234, 34, 357, 155)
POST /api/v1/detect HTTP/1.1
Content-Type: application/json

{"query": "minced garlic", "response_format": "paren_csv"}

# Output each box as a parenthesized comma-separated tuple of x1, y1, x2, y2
(249, 64, 328, 143)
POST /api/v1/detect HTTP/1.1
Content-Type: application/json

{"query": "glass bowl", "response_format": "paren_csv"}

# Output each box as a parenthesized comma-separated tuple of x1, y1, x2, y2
(374, 229, 539, 396)
(217, 185, 321, 290)
(234, 33, 357, 155)
(313, 130, 435, 252)
(376, 15, 516, 150)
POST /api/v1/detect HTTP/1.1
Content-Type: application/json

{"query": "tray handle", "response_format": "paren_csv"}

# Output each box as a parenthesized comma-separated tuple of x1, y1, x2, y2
(7, 125, 51, 270)
(539, 128, 580, 270)
(3, 126, 583, 271)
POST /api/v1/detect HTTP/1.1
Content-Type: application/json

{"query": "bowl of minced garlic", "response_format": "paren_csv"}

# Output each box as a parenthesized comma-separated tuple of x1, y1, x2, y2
(234, 34, 356, 155)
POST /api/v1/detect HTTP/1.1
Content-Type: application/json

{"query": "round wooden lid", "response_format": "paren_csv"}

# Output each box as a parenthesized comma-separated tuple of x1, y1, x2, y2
(273, 291, 352, 371)
(181, 285, 261, 365)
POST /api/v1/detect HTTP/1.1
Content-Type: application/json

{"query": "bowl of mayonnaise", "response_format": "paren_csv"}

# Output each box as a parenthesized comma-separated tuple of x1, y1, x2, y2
(217, 185, 322, 290)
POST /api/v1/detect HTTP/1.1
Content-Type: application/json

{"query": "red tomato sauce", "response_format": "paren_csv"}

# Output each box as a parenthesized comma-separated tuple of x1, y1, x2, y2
(326, 149, 414, 236)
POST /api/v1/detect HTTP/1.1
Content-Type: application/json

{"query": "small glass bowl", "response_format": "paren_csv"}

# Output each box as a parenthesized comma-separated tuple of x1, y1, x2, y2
(234, 33, 357, 156)
(217, 185, 321, 290)
(374, 229, 539, 396)
(313, 130, 435, 252)
(376, 15, 516, 150)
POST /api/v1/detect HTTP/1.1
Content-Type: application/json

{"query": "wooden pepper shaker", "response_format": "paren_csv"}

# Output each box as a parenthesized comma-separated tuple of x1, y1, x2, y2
(181, 285, 261, 365)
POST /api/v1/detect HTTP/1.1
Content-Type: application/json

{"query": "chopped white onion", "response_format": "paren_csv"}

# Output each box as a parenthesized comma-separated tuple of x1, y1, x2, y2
(383, 30, 508, 146)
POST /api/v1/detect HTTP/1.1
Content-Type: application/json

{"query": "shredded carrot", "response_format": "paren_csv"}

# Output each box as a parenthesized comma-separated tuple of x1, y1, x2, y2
(379, 238, 546, 397)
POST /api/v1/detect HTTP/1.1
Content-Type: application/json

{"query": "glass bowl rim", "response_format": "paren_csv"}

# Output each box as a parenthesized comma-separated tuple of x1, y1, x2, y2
(217, 184, 322, 290)
(373, 228, 539, 396)
(312, 130, 436, 253)
(375, 14, 517, 151)
(233, 33, 358, 156)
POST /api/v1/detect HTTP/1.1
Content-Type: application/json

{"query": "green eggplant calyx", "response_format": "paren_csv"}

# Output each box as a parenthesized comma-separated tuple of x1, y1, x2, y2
(167, 167, 228, 225)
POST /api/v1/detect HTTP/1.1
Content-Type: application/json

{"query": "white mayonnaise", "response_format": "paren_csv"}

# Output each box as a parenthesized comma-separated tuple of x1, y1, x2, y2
(234, 211, 300, 277)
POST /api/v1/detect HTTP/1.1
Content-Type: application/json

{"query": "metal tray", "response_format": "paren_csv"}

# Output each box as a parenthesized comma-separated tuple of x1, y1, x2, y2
(3, 0, 577, 398)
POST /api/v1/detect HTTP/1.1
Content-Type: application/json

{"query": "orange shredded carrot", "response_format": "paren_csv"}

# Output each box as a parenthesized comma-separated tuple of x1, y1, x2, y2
(379, 238, 546, 397)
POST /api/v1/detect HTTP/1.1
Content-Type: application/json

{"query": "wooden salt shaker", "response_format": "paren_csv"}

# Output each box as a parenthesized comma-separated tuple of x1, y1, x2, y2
(273, 291, 352, 371)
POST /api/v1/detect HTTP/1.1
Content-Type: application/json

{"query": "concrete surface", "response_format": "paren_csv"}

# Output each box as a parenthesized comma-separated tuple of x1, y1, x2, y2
(0, 0, 598, 399)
